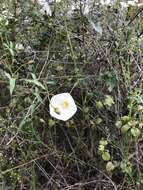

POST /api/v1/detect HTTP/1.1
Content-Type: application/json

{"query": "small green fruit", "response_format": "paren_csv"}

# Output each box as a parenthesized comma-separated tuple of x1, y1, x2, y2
(102, 151, 110, 161)
(131, 128, 141, 138)
(106, 161, 115, 172)
(100, 140, 108, 146)
(137, 105, 143, 112)
(99, 145, 105, 152)
(95, 117, 103, 124)
(104, 95, 114, 108)
(96, 101, 103, 109)
(115, 120, 122, 129)
(48, 119, 56, 127)
(139, 123, 143, 129)
(121, 124, 130, 134)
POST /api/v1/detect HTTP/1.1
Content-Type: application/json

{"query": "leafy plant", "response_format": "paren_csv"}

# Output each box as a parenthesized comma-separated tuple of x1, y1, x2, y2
(4, 72, 16, 95)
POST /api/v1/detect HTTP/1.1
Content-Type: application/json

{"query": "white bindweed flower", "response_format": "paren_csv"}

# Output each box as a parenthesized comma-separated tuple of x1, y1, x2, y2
(38, 0, 52, 16)
(25, 45, 32, 53)
(49, 93, 77, 121)
(120, 2, 129, 8)
(15, 43, 25, 52)
(54, 0, 61, 2)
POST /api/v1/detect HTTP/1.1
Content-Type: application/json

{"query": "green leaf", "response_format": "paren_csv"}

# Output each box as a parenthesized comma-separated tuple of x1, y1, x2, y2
(30, 103, 36, 115)
(33, 87, 43, 103)
(4, 72, 16, 95)
(9, 78, 16, 96)
(89, 20, 102, 35)
(104, 95, 114, 107)
(96, 101, 103, 109)
(103, 71, 117, 92)
(48, 119, 56, 127)
(25, 73, 46, 90)
(4, 41, 14, 57)
(95, 117, 103, 124)
(102, 151, 110, 161)
(120, 161, 132, 175)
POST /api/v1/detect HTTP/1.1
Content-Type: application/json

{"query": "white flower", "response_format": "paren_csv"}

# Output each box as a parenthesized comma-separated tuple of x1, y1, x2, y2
(38, 0, 52, 16)
(54, 0, 61, 2)
(100, 0, 111, 5)
(25, 45, 32, 53)
(82, 3, 90, 15)
(120, 2, 129, 8)
(41, 4, 52, 16)
(49, 93, 77, 121)
(120, 0, 141, 8)
(127, 0, 137, 6)
(15, 43, 25, 52)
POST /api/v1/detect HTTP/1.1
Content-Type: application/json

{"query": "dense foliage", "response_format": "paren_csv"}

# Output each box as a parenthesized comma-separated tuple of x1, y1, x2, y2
(0, 0, 143, 189)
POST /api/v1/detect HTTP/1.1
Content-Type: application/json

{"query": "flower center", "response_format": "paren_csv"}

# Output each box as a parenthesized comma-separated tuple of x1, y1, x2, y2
(61, 100, 69, 109)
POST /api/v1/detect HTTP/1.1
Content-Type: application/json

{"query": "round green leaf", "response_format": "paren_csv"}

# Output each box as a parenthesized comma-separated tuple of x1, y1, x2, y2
(102, 151, 110, 161)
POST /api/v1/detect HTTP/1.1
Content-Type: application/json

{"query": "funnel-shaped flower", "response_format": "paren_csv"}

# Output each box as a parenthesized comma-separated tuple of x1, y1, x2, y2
(49, 93, 77, 121)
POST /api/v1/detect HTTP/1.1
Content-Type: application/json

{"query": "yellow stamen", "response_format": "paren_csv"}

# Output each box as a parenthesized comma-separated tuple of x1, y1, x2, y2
(61, 101, 69, 109)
